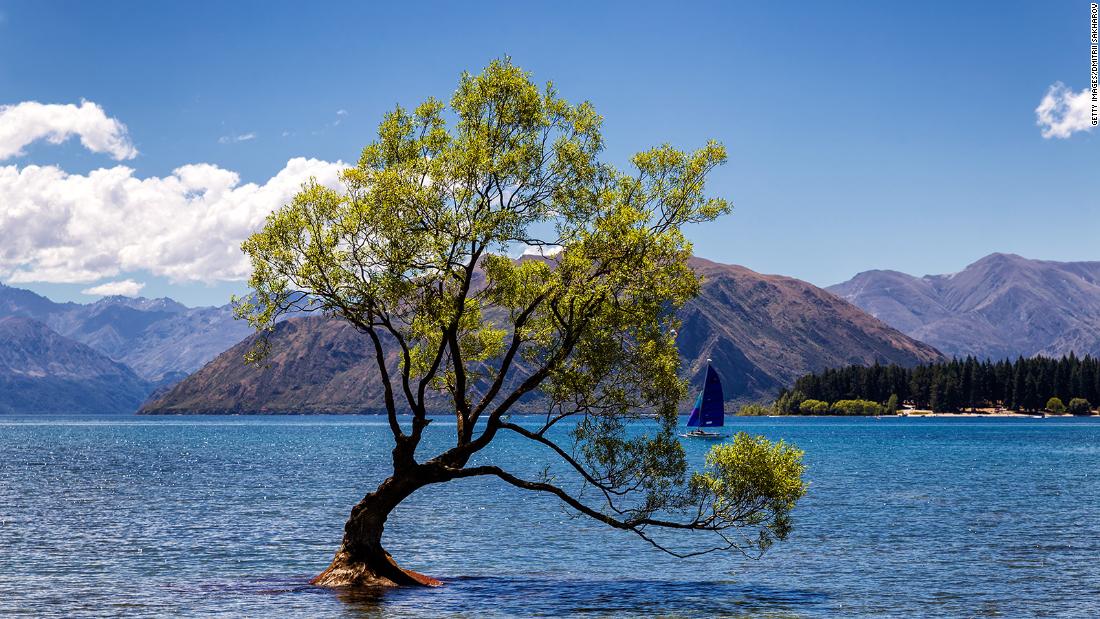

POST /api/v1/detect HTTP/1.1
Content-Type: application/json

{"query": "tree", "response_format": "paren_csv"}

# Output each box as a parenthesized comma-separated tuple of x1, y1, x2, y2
(1045, 397, 1066, 414)
(790, 355, 1100, 414)
(736, 403, 772, 416)
(799, 399, 830, 415)
(831, 399, 884, 416)
(235, 60, 807, 588)
(1068, 398, 1091, 416)
(1010, 360, 1025, 410)
(774, 389, 806, 415)
(885, 394, 899, 415)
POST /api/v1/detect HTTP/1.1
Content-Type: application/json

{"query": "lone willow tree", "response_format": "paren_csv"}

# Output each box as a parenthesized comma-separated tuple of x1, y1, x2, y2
(237, 59, 806, 588)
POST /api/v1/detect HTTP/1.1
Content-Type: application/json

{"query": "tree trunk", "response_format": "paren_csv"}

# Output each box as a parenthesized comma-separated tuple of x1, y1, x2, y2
(311, 473, 441, 588)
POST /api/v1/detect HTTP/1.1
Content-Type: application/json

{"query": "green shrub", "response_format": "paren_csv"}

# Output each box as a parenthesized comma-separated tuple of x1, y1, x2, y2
(885, 394, 899, 415)
(831, 399, 885, 416)
(1045, 397, 1066, 414)
(799, 399, 830, 415)
(774, 390, 806, 415)
(1068, 398, 1092, 416)
(737, 403, 772, 416)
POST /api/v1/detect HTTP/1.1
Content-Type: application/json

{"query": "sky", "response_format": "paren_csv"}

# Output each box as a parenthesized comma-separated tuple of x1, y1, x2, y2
(0, 1, 1097, 306)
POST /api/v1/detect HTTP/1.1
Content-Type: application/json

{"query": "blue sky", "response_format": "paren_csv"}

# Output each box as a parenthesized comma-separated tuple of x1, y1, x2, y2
(0, 1, 1097, 306)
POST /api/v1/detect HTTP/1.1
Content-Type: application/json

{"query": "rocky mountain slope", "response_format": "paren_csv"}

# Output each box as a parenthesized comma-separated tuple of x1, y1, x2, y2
(680, 258, 943, 397)
(140, 316, 390, 414)
(142, 258, 942, 414)
(828, 253, 1100, 360)
(0, 284, 252, 382)
(0, 316, 152, 414)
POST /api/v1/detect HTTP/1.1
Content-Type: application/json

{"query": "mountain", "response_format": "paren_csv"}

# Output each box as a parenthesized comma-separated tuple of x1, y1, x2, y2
(828, 253, 1100, 360)
(78, 302, 251, 382)
(140, 316, 390, 414)
(141, 258, 942, 414)
(0, 284, 252, 382)
(0, 283, 80, 318)
(678, 258, 943, 398)
(0, 316, 152, 414)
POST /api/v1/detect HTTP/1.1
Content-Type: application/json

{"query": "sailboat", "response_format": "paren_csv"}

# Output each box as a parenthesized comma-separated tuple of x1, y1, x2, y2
(681, 361, 726, 439)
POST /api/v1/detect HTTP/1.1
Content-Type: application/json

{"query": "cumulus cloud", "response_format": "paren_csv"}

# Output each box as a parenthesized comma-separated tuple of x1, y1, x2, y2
(520, 244, 562, 258)
(81, 279, 145, 297)
(218, 132, 256, 144)
(0, 100, 138, 160)
(1035, 82, 1096, 139)
(0, 157, 345, 284)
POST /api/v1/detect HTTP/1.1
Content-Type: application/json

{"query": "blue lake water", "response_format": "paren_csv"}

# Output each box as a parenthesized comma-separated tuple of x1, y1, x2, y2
(1, 415, 1098, 617)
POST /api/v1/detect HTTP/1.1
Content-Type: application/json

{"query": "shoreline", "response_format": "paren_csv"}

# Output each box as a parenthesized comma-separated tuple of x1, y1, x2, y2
(750, 411, 1096, 419)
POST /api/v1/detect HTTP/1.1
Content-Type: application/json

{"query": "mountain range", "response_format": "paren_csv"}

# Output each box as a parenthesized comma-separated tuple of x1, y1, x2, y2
(7, 252, 1100, 415)
(828, 253, 1100, 360)
(0, 316, 150, 414)
(0, 284, 253, 382)
(140, 258, 942, 414)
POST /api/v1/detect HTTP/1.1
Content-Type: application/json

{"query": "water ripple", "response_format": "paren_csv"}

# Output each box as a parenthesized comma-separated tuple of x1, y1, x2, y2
(1, 415, 1098, 617)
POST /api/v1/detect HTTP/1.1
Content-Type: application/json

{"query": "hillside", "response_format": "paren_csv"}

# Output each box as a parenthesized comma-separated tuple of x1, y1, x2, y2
(679, 258, 944, 398)
(0, 284, 252, 382)
(141, 258, 942, 414)
(828, 253, 1100, 360)
(139, 317, 393, 414)
(0, 316, 152, 414)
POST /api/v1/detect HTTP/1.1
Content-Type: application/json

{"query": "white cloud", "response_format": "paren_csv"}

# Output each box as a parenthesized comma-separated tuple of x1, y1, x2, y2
(0, 156, 345, 284)
(520, 244, 562, 258)
(1035, 82, 1096, 139)
(218, 132, 256, 144)
(0, 100, 138, 160)
(81, 279, 145, 297)
(0, 101, 344, 285)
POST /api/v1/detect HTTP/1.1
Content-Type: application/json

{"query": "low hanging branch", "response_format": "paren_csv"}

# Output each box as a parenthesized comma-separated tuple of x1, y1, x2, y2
(235, 58, 807, 588)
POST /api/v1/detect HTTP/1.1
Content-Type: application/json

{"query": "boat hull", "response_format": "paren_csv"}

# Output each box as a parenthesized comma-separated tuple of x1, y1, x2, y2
(679, 430, 724, 439)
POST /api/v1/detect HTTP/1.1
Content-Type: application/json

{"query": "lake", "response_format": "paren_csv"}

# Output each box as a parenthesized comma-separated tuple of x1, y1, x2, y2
(1, 415, 1098, 617)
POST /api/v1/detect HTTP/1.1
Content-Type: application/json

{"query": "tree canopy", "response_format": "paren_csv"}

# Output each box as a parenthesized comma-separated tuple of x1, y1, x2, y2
(785, 354, 1100, 414)
(235, 59, 806, 585)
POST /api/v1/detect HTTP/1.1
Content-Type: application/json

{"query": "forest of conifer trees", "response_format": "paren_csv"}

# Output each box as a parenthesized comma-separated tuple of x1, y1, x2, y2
(783, 355, 1100, 414)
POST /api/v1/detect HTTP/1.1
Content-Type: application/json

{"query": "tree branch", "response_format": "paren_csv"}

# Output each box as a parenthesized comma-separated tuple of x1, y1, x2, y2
(445, 465, 759, 559)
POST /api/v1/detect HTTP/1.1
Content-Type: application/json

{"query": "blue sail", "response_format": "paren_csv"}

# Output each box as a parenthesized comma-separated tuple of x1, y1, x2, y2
(686, 365, 725, 427)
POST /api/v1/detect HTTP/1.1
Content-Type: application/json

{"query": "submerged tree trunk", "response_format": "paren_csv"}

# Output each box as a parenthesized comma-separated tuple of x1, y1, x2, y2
(311, 473, 442, 588)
